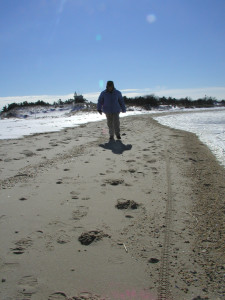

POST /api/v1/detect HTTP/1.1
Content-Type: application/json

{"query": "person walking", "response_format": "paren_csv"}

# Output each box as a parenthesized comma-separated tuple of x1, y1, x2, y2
(97, 81, 126, 140)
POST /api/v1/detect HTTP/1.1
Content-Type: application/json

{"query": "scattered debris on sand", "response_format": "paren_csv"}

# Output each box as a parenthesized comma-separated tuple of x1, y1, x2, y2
(115, 199, 139, 210)
(78, 230, 110, 246)
(104, 179, 124, 186)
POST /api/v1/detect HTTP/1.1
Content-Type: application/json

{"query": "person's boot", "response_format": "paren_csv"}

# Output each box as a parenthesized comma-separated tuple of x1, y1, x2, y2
(116, 135, 121, 139)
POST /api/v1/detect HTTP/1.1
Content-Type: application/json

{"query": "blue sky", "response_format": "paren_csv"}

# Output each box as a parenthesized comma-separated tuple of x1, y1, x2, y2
(0, 0, 225, 104)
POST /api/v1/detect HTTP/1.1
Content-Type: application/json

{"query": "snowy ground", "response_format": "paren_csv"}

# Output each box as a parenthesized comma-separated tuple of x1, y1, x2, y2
(154, 109, 225, 168)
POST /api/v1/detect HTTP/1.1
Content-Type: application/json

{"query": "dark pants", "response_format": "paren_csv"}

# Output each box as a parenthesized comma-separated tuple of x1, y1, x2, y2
(105, 113, 120, 137)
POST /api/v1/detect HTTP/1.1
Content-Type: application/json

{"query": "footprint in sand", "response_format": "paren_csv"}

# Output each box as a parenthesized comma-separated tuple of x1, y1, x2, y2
(20, 150, 35, 157)
(40, 229, 71, 250)
(13, 157, 22, 160)
(151, 167, 159, 174)
(48, 291, 106, 300)
(72, 206, 88, 221)
(56, 180, 63, 184)
(147, 159, 157, 163)
(81, 197, 90, 201)
(11, 237, 33, 255)
(57, 233, 71, 244)
(78, 292, 109, 299)
(0, 214, 7, 223)
(145, 189, 152, 194)
(4, 158, 12, 162)
(104, 179, 124, 186)
(70, 191, 80, 200)
(16, 275, 38, 300)
(1, 261, 19, 272)
(121, 168, 136, 174)
(108, 255, 125, 265)
(105, 169, 114, 174)
(48, 292, 67, 300)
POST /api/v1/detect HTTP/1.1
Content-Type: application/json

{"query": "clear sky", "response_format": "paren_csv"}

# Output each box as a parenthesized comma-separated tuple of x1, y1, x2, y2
(0, 0, 225, 103)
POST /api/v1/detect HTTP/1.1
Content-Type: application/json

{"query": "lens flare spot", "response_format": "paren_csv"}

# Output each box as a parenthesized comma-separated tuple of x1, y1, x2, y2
(99, 80, 104, 89)
(96, 34, 102, 41)
(146, 14, 157, 24)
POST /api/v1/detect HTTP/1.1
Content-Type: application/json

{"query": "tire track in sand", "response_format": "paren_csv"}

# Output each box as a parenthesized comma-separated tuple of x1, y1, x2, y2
(158, 149, 174, 300)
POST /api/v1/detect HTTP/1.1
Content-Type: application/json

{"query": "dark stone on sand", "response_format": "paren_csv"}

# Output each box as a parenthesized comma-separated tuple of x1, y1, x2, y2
(78, 230, 110, 246)
(19, 197, 27, 201)
(148, 258, 159, 263)
(116, 199, 139, 210)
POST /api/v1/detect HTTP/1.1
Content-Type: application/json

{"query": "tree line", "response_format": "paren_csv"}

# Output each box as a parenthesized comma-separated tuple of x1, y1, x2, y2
(1, 95, 87, 113)
(123, 95, 225, 109)
(1, 94, 225, 113)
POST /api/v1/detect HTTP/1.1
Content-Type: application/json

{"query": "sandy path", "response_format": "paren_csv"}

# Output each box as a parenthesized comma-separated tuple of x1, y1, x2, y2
(0, 114, 224, 300)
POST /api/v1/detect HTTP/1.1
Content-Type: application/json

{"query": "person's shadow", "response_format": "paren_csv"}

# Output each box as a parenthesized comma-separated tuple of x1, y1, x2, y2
(99, 140, 132, 154)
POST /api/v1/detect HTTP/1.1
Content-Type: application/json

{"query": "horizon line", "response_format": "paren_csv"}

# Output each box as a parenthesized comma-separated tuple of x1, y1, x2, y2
(0, 86, 224, 110)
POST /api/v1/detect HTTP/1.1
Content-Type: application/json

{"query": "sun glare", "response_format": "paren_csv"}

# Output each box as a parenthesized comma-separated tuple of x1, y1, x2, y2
(99, 80, 104, 89)
(96, 34, 102, 41)
(146, 14, 157, 24)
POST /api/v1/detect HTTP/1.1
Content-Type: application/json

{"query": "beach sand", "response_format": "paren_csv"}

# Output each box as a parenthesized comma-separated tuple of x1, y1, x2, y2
(0, 114, 224, 300)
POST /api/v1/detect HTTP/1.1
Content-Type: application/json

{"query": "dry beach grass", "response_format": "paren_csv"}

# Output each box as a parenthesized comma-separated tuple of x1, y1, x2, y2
(0, 114, 224, 300)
